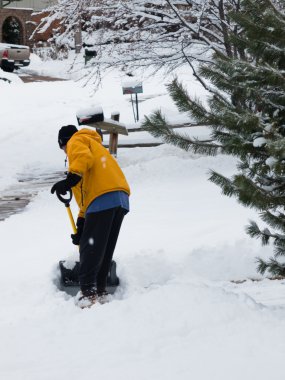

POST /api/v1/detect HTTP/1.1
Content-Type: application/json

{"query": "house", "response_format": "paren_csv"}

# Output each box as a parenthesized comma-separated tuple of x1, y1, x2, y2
(7, 1, 55, 12)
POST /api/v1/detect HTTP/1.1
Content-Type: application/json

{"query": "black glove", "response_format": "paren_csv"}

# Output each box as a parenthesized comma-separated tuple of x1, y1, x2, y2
(71, 217, 85, 245)
(51, 173, 81, 195)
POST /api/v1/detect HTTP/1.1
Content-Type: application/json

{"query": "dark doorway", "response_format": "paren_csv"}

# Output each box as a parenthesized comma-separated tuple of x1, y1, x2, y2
(2, 16, 23, 45)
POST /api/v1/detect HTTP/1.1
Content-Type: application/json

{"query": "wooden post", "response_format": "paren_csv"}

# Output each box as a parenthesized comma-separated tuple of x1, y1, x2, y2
(109, 112, 120, 157)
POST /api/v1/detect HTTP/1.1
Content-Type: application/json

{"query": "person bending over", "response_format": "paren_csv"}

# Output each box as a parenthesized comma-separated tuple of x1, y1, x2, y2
(51, 125, 130, 307)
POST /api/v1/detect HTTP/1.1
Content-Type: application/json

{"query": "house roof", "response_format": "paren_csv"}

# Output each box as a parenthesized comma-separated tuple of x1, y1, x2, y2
(6, 0, 56, 11)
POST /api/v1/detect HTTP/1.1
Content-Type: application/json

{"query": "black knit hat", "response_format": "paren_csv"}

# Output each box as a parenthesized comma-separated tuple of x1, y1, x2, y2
(58, 125, 78, 148)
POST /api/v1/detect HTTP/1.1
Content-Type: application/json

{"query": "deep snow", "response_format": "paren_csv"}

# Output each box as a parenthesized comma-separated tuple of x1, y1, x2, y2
(0, 53, 285, 380)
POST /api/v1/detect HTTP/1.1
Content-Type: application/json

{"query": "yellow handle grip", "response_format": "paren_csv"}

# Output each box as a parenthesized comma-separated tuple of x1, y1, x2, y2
(66, 205, 77, 234)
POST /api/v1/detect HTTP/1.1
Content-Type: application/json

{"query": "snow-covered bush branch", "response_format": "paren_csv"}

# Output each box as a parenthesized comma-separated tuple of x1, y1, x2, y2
(32, 0, 244, 72)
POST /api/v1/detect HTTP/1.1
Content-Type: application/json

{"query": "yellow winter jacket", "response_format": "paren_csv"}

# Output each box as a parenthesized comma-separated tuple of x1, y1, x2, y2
(66, 128, 130, 217)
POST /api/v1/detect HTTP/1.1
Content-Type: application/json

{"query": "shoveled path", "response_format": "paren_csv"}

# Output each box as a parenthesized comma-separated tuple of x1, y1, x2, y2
(0, 171, 63, 221)
(19, 73, 66, 83)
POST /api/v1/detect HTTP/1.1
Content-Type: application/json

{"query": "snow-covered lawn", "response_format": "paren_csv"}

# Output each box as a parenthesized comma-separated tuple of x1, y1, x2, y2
(0, 53, 284, 380)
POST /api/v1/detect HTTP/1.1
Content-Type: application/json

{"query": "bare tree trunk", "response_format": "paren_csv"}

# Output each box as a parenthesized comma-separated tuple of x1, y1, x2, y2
(74, 22, 82, 54)
(218, 0, 233, 58)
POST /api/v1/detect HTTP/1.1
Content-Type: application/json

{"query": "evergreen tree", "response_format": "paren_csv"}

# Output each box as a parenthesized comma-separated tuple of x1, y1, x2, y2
(143, 0, 285, 276)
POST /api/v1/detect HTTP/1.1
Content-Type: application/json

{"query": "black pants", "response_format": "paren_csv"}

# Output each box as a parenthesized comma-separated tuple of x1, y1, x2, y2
(79, 206, 127, 293)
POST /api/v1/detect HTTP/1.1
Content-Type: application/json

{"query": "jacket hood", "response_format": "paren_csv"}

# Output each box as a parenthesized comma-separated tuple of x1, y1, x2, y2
(74, 128, 102, 143)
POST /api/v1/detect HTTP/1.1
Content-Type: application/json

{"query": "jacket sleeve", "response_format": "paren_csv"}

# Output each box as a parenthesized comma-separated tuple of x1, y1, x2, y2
(67, 135, 94, 176)
(67, 135, 93, 219)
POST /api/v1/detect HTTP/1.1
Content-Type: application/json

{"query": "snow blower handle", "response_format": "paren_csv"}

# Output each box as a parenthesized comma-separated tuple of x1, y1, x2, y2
(56, 190, 77, 234)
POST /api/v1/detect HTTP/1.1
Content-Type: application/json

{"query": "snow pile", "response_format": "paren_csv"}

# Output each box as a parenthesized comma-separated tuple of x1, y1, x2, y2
(0, 67, 23, 84)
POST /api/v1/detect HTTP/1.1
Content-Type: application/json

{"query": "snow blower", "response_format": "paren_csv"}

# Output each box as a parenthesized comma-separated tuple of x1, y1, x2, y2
(56, 190, 120, 296)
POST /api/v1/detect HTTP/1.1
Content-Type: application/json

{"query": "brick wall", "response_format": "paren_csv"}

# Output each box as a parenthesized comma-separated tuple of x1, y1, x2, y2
(30, 11, 62, 44)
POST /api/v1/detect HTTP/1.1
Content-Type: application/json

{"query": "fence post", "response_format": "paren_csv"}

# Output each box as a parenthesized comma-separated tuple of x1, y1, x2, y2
(109, 112, 120, 157)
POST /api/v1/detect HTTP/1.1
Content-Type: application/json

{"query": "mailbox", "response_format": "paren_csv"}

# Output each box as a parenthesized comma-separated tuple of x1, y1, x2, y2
(122, 80, 143, 95)
(84, 46, 97, 64)
(76, 106, 104, 125)
(122, 79, 143, 122)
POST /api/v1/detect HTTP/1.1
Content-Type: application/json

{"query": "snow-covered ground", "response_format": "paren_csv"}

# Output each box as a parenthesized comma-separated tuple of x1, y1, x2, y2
(1, 53, 285, 380)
